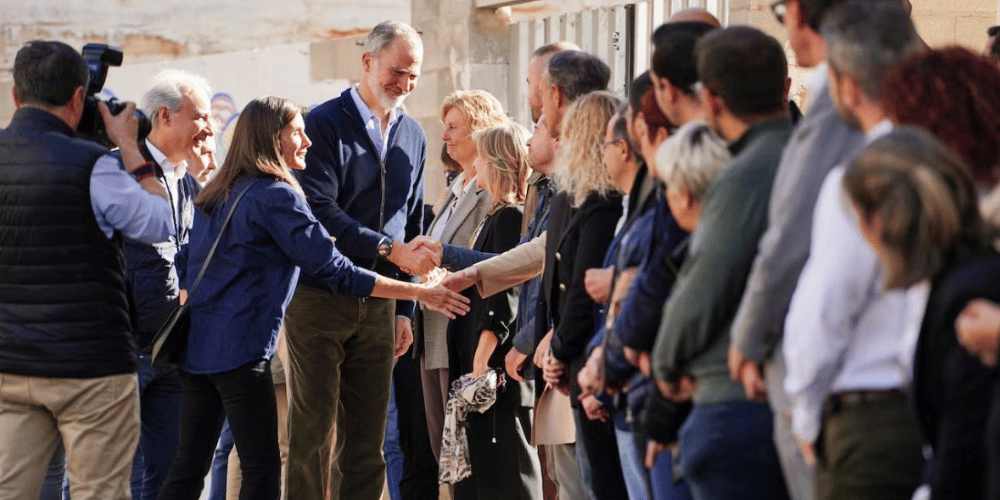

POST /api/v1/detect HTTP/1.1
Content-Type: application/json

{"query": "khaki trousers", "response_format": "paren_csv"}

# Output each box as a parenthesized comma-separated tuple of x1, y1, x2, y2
(0, 372, 139, 500)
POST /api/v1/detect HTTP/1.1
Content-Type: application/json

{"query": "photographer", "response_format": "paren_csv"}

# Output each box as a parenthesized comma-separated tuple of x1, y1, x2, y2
(125, 69, 213, 500)
(0, 40, 175, 499)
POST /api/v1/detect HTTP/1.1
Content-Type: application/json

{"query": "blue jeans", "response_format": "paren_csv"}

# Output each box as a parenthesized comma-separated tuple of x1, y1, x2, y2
(208, 421, 234, 500)
(613, 412, 692, 500)
(131, 353, 182, 500)
(383, 380, 404, 500)
(649, 445, 691, 500)
(613, 412, 651, 500)
(678, 401, 789, 500)
(573, 406, 627, 500)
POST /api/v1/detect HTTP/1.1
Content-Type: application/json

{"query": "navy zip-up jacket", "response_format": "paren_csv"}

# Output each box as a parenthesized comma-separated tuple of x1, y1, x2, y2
(294, 88, 426, 317)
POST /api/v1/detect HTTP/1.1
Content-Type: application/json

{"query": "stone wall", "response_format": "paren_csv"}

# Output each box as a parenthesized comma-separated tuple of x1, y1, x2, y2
(0, 0, 410, 123)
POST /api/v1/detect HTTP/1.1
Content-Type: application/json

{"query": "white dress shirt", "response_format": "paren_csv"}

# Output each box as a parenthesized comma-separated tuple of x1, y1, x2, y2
(783, 120, 930, 442)
(429, 173, 475, 242)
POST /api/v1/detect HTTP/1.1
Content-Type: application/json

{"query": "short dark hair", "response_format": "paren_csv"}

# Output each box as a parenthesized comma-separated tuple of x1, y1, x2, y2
(13, 40, 89, 108)
(991, 35, 1000, 60)
(546, 51, 611, 102)
(650, 22, 716, 96)
(696, 26, 787, 119)
(611, 104, 640, 160)
(796, 0, 854, 31)
(628, 72, 653, 114)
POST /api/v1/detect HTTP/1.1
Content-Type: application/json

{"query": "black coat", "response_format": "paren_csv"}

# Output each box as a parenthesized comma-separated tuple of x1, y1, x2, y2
(546, 190, 623, 404)
(447, 204, 532, 408)
(914, 251, 1000, 500)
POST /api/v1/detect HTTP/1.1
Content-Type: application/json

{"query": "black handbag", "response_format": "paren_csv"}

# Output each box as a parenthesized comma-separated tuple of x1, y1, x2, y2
(151, 180, 257, 369)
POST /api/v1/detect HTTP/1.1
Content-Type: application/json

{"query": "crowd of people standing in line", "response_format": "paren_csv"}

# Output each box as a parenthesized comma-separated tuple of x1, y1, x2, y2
(4, 1, 1000, 500)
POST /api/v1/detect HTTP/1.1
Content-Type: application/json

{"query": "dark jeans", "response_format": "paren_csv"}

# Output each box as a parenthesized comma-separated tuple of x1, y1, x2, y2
(393, 353, 438, 500)
(815, 396, 924, 500)
(574, 406, 628, 500)
(678, 400, 789, 500)
(132, 352, 181, 500)
(209, 421, 234, 500)
(158, 360, 279, 500)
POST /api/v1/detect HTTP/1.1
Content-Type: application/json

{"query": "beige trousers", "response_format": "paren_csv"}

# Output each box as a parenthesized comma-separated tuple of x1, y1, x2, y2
(0, 372, 139, 500)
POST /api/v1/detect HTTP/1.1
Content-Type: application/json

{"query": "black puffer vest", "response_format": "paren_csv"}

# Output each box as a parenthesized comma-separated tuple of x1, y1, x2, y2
(0, 107, 137, 377)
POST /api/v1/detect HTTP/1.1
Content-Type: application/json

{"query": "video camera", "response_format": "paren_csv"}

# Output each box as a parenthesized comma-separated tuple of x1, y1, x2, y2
(77, 43, 151, 148)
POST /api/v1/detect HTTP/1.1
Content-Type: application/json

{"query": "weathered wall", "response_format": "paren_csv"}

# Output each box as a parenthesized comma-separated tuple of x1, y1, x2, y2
(1, 0, 409, 124)
(2, 0, 997, 198)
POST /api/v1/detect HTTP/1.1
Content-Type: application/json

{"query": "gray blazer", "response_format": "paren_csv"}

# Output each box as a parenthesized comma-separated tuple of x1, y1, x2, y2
(730, 72, 866, 366)
(420, 179, 492, 370)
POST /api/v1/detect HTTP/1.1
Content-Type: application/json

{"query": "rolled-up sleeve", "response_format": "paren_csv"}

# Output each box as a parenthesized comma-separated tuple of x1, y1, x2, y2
(90, 154, 174, 244)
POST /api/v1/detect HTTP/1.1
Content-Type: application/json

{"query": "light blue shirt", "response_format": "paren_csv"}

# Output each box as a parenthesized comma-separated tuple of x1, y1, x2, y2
(90, 153, 175, 244)
(350, 86, 400, 162)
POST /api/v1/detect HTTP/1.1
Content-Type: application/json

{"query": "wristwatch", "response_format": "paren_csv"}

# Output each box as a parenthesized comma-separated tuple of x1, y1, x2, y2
(377, 239, 393, 259)
(130, 161, 157, 182)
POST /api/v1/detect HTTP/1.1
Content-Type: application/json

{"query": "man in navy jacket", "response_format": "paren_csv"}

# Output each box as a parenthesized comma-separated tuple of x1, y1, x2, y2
(284, 21, 436, 500)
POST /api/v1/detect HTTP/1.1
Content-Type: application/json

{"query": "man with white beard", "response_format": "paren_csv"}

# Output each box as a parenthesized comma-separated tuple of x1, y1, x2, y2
(283, 20, 438, 500)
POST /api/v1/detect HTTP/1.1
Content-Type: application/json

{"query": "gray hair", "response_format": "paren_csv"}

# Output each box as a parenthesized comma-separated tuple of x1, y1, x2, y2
(821, 0, 922, 102)
(546, 50, 611, 102)
(143, 69, 212, 126)
(364, 20, 423, 56)
(655, 121, 730, 200)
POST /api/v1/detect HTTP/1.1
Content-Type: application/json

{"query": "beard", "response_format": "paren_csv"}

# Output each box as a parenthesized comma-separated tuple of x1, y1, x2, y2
(368, 72, 406, 110)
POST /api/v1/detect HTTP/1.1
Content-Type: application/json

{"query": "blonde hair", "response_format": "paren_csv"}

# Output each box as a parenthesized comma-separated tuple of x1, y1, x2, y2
(553, 91, 624, 206)
(655, 121, 730, 201)
(843, 127, 991, 288)
(440, 90, 508, 134)
(473, 122, 530, 206)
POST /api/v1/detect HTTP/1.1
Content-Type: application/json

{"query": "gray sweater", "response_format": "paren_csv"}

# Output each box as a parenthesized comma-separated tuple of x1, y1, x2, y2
(652, 115, 792, 405)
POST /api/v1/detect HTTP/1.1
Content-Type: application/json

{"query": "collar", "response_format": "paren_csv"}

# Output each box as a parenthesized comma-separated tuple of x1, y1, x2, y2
(350, 85, 399, 131)
(865, 120, 893, 143)
(10, 107, 76, 137)
(728, 115, 791, 155)
(145, 139, 186, 177)
(451, 173, 478, 197)
(805, 62, 830, 111)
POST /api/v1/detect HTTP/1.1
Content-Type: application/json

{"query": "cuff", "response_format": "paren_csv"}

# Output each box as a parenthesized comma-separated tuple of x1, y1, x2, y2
(396, 299, 415, 319)
(791, 396, 822, 443)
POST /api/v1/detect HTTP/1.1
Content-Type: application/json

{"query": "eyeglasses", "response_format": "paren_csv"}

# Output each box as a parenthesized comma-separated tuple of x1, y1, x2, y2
(770, 0, 788, 25)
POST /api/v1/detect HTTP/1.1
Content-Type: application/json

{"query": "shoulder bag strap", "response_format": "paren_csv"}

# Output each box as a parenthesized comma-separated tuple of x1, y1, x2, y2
(187, 179, 258, 298)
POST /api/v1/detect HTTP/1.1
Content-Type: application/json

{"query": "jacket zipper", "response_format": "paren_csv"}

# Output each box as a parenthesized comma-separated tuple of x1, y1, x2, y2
(344, 105, 388, 272)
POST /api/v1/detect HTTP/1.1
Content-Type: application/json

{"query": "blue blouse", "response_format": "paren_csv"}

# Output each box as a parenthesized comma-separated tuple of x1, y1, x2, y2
(179, 176, 378, 374)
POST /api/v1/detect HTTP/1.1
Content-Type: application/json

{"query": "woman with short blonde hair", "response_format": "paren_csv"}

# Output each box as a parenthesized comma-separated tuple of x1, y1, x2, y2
(446, 121, 539, 499)
(472, 121, 529, 208)
(421, 88, 508, 463)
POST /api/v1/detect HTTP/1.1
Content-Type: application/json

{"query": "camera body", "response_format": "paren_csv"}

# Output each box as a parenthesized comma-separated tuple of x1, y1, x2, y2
(77, 44, 151, 148)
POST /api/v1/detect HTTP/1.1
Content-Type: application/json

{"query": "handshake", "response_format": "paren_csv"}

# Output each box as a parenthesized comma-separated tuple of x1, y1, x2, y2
(392, 236, 481, 294)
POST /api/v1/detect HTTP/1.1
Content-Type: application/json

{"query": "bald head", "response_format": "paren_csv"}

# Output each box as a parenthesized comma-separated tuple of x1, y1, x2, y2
(668, 8, 721, 28)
